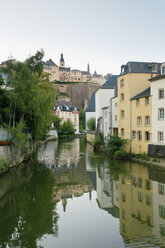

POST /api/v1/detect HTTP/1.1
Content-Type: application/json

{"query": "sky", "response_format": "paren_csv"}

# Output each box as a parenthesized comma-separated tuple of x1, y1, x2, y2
(0, 0, 165, 75)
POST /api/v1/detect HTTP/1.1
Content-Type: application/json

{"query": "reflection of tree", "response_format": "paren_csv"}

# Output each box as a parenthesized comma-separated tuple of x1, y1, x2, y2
(107, 160, 128, 181)
(0, 162, 59, 248)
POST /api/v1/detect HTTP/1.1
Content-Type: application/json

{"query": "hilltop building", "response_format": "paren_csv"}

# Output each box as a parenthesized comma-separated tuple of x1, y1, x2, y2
(43, 53, 105, 84)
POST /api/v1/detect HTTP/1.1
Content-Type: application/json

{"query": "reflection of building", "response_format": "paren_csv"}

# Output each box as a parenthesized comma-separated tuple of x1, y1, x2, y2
(119, 163, 153, 240)
(85, 92, 95, 130)
(96, 164, 119, 218)
(53, 155, 93, 212)
(55, 139, 80, 168)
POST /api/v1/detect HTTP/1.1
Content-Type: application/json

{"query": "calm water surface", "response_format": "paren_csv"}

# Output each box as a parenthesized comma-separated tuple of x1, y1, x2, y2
(1, 138, 165, 247)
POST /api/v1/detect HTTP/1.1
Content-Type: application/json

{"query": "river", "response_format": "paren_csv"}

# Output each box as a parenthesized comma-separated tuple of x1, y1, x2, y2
(0, 138, 165, 247)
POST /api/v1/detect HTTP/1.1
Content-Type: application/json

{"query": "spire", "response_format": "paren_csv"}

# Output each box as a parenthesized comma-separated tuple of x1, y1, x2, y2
(87, 63, 90, 73)
(60, 53, 64, 62)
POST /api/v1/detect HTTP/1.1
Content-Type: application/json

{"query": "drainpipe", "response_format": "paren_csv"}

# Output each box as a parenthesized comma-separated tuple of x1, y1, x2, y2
(130, 100, 132, 154)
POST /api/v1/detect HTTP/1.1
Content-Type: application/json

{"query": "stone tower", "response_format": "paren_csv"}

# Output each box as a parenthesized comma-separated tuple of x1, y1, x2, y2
(59, 53, 65, 67)
(87, 63, 90, 73)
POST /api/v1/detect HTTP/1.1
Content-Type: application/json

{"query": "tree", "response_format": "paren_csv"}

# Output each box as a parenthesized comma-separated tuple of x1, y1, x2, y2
(58, 119, 75, 136)
(104, 73, 113, 81)
(87, 117, 95, 130)
(52, 115, 62, 130)
(0, 50, 56, 141)
(79, 109, 85, 131)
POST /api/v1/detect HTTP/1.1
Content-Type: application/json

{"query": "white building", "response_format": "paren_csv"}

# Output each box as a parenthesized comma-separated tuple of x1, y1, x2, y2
(95, 75, 118, 136)
(150, 64, 165, 145)
(53, 100, 79, 134)
(85, 92, 96, 130)
(111, 96, 118, 135)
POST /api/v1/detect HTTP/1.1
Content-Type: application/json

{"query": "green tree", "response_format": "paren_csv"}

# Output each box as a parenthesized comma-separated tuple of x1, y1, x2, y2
(0, 50, 56, 142)
(52, 115, 62, 130)
(58, 119, 75, 136)
(79, 109, 85, 131)
(87, 117, 95, 130)
(106, 134, 128, 159)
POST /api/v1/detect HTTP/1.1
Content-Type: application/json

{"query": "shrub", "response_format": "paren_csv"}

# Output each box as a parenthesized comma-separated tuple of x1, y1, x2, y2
(106, 134, 128, 159)
(87, 117, 95, 131)
(58, 119, 75, 136)
(93, 135, 103, 151)
(140, 153, 149, 161)
(0, 159, 9, 174)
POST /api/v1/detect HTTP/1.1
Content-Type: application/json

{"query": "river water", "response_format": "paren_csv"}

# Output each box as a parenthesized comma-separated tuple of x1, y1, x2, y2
(1, 138, 165, 248)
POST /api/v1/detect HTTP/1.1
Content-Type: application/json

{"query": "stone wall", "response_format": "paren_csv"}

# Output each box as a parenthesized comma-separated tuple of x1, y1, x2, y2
(86, 131, 96, 144)
(148, 144, 165, 158)
(58, 82, 98, 109)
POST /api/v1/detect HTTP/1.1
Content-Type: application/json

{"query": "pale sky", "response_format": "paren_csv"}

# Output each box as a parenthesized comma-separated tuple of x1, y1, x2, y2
(0, 0, 165, 75)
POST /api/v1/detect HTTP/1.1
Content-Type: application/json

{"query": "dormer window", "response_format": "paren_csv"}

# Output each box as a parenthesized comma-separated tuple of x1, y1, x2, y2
(151, 62, 158, 73)
(161, 63, 165, 75)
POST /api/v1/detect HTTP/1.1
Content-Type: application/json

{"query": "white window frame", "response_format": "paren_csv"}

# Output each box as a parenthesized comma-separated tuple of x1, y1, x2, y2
(138, 131, 142, 141)
(158, 131, 164, 142)
(136, 99, 140, 107)
(158, 108, 164, 120)
(120, 79, 124, 88)
(145, 116, 150, 126)
(132, 131, 136, 140)
(159, 89, 164, 99)
(137, 117, 142, 126)
(121, 128, 124, 137)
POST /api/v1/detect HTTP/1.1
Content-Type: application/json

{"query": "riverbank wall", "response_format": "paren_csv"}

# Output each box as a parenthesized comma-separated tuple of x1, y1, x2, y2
(86, 131, 96, 144)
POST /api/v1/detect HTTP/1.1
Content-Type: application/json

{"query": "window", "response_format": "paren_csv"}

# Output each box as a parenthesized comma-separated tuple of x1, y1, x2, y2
(136, 99, 140, 107)
(158, 108, 164, 120)
(159, 184, 164, 195)
(120, 79, 124, 88)
(122, 176, 125, 184)
(122, 193, 126, 202)
(138, 131, 142, 141)
(159, 89, 164, 99)
(137, 210, 141, 220)
(145, 97, 149, 105)
(146, 194, 151, 205)
(133, 177, 137, 186)
(122, 224, 126, 233)
(145, 132, 150, 141)
(146, 215, 151, 226)
(146, 180, 151, 190)
(138, 191, 143, 202)
(121, 93, 124, 101)
(122, 209, 126, 219)
(158, 132, 164, 142)
(132, 131, 136, 140)
(115, 115, 117, 121)
(159, 205, 165, 218)
(145, 116, 150, 126)
(138, 177, 143, 188)
(161, 64, 165, 75)
(121, 128, 124, 137)
(115, 102, 117, 107)
(137, 117, 142, 126)
(121, 110, 124, 119)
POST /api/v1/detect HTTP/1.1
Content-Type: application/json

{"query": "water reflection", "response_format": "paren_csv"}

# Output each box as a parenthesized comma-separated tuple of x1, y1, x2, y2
(1, 139, 165, 247)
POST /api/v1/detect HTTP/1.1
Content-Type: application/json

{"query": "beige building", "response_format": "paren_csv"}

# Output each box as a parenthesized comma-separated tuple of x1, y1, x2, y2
(118, 62, 160, 153)
(130, 88, 152, 154)
(119, 162, 153, 240)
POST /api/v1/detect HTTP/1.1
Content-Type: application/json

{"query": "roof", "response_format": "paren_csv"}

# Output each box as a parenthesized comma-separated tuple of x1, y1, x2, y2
(149, 74, 165, 82)
(82, 71, 91, 75)
(120, 61, 161, 75)
(130, 87, 150, 100)
(100, 75, 118, 89)
(85, 92, 95, 112)
(59, 67, 70, 72)
(43, 59, 57, 67)
(55, 100, 78, 112)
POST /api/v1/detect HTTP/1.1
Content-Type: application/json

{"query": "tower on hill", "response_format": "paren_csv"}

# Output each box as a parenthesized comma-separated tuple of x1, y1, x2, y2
(60, 53, 65, 67)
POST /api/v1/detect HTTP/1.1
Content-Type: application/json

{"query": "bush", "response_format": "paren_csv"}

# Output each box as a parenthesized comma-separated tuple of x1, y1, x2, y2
(58, 119, 75, 136)
(106, 134, 128, 159)
(0, 159, 9, 174)
(93, 134, 104, 151)
(87, 117, 95, 131)
(79, 109, 85, 131)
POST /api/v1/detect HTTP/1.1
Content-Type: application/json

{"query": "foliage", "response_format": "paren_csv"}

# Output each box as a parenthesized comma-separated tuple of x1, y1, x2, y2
(52, 115, 62, 130)
(87, 117, 95, 131)
(93, 134, 104, 151)
(10, 120, 29, 154)
(79, 109, 85, 131)
(0, 159, 9, 174)
(58, 119, 75, 136)
(106, 134, 128, 159)
(0, 50, 56, 142)
(104, 73, 113, 81)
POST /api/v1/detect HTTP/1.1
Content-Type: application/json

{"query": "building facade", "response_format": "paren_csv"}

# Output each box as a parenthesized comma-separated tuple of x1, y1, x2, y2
(118, 62, 160, 151)
(130, 88, 152, 154)
(53, 100, 79, 134)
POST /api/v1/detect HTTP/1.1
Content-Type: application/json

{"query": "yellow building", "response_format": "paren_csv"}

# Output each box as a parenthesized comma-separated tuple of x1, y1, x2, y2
(118, 62, 160, 153)
(119, 162, 153, 240)
(130, 88, 152, 154)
